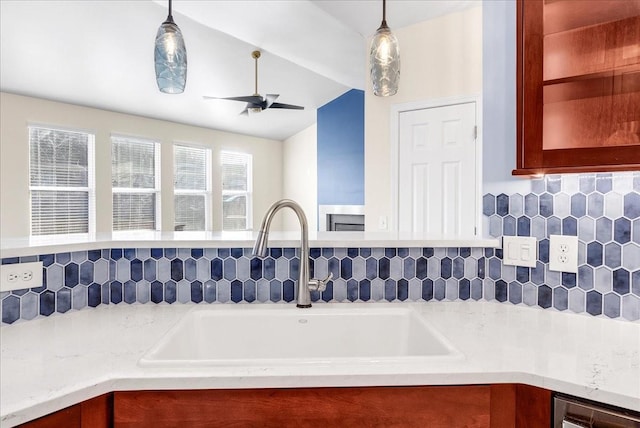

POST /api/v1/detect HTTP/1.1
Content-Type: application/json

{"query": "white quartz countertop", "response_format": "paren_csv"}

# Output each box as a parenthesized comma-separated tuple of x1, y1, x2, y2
(1, 301, 639, 426)
(0, 231, 500, 258)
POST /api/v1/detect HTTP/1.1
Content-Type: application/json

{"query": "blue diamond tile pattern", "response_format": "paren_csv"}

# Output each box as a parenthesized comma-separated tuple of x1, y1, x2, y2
(2, 172, 639, 324)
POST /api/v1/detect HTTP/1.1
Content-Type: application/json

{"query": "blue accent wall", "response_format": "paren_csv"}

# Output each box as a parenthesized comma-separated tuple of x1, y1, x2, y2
(317, 89, 365, 206)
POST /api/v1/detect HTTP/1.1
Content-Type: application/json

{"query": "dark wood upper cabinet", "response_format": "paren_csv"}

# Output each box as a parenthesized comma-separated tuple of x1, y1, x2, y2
(515, 0, 640, 176)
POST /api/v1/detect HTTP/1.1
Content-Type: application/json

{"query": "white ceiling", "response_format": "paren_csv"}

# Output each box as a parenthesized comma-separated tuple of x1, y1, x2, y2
(0, 0, 477, 141)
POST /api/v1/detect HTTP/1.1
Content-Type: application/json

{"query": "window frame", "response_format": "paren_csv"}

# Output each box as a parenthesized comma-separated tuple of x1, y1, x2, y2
(220, 150, 253, 231)
(173, 142, 212, 231)
(111, 134, 162, 232)
(28, 124, 96, 237)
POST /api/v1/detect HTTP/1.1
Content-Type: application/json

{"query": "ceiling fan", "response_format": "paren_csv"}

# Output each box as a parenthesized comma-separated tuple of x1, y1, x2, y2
(203, 50, 304, 115)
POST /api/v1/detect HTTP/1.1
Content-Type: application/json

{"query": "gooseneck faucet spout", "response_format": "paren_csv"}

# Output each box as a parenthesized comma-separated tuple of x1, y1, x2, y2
(252, 199, 331, 308)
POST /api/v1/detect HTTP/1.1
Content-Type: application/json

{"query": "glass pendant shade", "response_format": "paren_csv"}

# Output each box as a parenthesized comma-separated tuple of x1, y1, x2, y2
(154, 9, 187, 94)
(370, 24, 400, 97)
(369, 0, 400, 97)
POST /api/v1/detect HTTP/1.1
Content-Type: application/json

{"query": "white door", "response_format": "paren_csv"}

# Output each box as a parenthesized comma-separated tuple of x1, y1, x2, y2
(398, 102, 477, 236)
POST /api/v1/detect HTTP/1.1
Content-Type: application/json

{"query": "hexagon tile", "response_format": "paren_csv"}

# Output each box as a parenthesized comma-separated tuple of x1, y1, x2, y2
(1, 247, 486, 324)
(2, 172, 639, 324)
(484, 172, 640, 321)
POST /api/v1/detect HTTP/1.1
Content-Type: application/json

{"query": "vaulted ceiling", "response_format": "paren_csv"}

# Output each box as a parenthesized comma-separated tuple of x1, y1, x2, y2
(0, 0, 477, 140)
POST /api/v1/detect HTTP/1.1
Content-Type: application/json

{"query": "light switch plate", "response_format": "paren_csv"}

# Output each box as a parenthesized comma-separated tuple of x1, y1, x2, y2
(502, 236, 537, 267)
(549, 234, 578, 273)
(0, 261, 44, 292)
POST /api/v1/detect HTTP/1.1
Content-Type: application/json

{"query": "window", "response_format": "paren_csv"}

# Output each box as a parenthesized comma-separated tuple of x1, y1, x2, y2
(28, 126, 95, 236)
(174, 144, 211, 231)
(111, 136, 160, 231)
(221, 151, 252, 231)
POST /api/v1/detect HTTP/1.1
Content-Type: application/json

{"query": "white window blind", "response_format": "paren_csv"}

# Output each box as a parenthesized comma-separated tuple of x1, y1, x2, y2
(174, 144, 211, 231)
(111, 136, 160, 231)
(29, 126, 95, 236)
(221, 151, 252, 231)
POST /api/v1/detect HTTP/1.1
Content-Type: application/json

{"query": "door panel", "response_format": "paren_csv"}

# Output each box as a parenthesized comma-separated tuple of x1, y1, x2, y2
(398, 102, 477, 236)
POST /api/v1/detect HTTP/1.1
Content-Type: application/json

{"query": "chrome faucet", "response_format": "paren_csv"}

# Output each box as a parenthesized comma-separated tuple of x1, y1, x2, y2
(252, 199, 332, 308)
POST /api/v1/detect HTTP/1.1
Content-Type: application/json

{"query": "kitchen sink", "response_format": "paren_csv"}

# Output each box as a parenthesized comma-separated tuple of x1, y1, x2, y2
(139, 304, 462, 367)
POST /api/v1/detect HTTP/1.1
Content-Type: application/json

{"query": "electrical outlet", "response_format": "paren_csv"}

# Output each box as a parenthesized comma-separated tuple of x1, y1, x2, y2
(0, 261, 43, 292)
(549, 235, 578, 273)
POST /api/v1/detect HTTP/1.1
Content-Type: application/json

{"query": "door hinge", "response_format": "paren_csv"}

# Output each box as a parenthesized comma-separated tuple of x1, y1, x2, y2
(473, 125, 478, 140)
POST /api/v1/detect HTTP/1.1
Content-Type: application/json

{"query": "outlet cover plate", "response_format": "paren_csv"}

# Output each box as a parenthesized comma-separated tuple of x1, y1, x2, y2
(0, 261, 43, 292)
(549, 235, 578, 273)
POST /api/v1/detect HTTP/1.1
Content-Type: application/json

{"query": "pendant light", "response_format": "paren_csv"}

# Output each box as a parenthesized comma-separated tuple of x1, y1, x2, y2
(154, 0, 187, 94)
(369, 0, 400, 97)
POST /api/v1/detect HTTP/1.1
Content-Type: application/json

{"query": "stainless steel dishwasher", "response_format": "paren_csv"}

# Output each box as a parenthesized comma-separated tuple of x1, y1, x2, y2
(554, 395, 640, 427)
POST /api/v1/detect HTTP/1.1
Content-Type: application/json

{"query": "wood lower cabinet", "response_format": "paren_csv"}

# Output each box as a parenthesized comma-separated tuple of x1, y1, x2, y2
(17, 394, 112, 428)
(112, 385, 552, 428)
(16, 385, 551, 428)
(17, 405, 82, 428)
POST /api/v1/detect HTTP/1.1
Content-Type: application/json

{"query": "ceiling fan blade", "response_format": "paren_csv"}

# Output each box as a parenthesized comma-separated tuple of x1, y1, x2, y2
(269, 102, 304, 110)
(203, 95, 264, 104)
(205, 53, 301, 114)
(264, 94, 279, 108)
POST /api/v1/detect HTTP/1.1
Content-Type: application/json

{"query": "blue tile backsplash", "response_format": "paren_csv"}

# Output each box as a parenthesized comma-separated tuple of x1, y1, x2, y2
(2, 172, 639, 324)
(1, 247, 487, 324)
(483, 173, 640, 321)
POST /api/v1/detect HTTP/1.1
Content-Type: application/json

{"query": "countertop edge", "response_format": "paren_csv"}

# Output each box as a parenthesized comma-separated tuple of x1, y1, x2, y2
(0, 233, 501, 259)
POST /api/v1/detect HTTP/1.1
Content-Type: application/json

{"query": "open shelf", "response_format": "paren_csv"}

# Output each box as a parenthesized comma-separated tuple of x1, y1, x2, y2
(543, 64, 640, 87)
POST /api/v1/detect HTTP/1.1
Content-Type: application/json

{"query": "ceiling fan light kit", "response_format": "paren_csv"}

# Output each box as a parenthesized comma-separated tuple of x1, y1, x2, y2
(204, 50, 304, 115)
(154, 0, 187, 94)
(370, 0, 400, 97)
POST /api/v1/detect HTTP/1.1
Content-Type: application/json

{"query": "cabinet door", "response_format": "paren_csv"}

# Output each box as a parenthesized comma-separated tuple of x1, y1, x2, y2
(17, 394, 112, 428)
(17, 406, 81, 428)
(515, 0, 640, 175)
(114, 386, 494, 428)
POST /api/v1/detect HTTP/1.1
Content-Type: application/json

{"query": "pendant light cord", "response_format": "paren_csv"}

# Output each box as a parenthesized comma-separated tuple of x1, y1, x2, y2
(165, 0, 174, 24)
(378, 0, 388, 29)
(382, 0, 387, 26)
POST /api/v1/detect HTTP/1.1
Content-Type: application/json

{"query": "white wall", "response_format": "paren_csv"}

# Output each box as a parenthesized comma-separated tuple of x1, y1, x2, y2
(364, 6, 483, 231)
(0, 92, 283, 238)
(281, 123, 317, 231)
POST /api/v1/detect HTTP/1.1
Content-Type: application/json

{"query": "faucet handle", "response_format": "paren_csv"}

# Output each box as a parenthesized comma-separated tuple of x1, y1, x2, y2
(308, 272, 333, 292)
